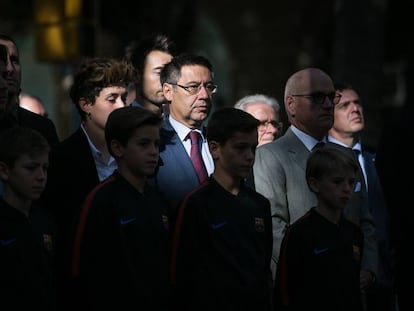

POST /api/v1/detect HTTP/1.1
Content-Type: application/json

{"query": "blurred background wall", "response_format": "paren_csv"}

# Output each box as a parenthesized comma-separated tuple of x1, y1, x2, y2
(0, 0, 410, 148)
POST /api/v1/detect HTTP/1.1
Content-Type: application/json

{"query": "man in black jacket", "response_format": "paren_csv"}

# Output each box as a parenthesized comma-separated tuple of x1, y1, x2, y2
(0, 35, 59, 195)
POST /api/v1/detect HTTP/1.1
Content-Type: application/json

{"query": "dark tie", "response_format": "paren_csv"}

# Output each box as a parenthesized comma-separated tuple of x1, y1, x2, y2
(189, 131, 208, 183)
(352, 149, 367, 192)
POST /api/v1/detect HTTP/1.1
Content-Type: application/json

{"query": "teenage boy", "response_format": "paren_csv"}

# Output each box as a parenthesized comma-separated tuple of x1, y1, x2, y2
(71, 106, 171, 310)
(171, 107, 273, 311)
(0, 126, 55, 310)
(275, 146, 364, 311)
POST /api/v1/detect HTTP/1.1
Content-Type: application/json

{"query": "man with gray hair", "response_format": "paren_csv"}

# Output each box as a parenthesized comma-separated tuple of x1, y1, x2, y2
(234, 94, 283, 146)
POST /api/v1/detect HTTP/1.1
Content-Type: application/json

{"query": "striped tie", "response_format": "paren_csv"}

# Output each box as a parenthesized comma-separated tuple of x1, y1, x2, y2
(189, 131, 208, 183)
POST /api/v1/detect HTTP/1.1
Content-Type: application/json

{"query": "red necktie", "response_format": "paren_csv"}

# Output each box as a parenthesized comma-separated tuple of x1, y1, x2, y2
(189, 131, 208, 183)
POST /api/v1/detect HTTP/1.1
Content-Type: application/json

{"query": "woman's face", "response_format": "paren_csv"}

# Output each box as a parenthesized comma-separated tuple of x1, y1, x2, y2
(84, 86, 128, 130)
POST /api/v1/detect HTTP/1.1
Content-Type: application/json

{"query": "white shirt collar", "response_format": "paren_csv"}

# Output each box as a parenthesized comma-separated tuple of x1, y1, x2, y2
(291, 125, 326, 151)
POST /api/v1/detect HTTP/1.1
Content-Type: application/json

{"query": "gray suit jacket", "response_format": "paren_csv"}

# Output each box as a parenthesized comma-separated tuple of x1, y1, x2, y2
(253, 127, 378, 279)
(253, 127, 316, 277)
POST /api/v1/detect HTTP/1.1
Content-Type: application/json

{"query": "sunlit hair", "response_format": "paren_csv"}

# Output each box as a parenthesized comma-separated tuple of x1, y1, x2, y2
(160, 53, 213, 85)
(234, 94, 280, 113)
(69, 57, 135, 119)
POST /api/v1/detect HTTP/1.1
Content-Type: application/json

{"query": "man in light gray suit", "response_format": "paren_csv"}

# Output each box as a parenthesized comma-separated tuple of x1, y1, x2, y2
(253, 68, 378, 295)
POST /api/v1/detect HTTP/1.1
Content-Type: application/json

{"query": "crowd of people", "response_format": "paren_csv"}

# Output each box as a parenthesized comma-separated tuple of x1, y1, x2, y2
(0, 32, 404, 311)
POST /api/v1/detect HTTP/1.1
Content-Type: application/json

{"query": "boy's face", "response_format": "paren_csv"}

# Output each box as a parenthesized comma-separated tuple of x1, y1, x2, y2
(210, 130, 258, 181)
(115, 125, 160, 177)
(309, 169, 356, 211)
(0, 152, 49, 201)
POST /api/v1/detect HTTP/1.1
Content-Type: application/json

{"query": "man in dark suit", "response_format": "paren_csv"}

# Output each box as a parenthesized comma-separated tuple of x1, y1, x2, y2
(253, 68, 378, 297)
(328, 82, 395, 311)
(0, 36, 59, 195)
(151, 53, 216, 215)
(0, 35, 59, 144)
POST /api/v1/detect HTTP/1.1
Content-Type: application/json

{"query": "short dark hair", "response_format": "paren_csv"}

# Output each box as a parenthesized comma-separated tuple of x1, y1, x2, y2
(334, 81, 354, 92)
(207, 107, 260, 145)
(0, 127, 50, 167)
(105, 106, 162, 158)
(126, 34, 177, 74)
(306, 146, 358, 187)
(0, 34, 17, 45)
(69, 57, 135, 120)
(160, 53, 213, 85)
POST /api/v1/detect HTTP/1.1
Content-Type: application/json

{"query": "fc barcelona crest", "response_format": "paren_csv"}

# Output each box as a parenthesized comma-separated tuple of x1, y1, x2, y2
(254, 217, 265, 232)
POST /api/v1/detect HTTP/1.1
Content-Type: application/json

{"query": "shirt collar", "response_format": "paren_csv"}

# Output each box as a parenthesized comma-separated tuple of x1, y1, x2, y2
(291, 125, 326, 151)
(168, 115, 205, 142)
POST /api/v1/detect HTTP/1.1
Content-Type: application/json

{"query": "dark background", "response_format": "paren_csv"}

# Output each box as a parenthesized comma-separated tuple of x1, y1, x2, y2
(0, 0, 411, 148)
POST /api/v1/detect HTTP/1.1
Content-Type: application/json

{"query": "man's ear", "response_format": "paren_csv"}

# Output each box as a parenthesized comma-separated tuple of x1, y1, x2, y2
(0, 161, 9, 181)
(208, 140, 220, 161)
(163, 83, 174, 101)
(285, 95, 297, 118)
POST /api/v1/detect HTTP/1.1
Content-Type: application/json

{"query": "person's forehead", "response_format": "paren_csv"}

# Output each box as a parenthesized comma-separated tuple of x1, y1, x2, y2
(339, 88, 359, 98)
(0, 39, 18, 56)
(245, 103, 276, 117)
(146, 50, 172, 65)
(179, 65, 211, 80)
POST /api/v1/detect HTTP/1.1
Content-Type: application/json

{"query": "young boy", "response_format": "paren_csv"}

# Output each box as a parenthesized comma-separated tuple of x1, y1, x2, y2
(171, 107, 273, 311)
(275, 146, 364, 311)
(71, 106, 171, 310)
(0, 126, 55, 310)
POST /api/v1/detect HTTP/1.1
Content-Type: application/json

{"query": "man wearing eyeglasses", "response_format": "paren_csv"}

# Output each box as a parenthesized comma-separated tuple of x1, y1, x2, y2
(253, 67, 345, 279)
(149, 53, 216, 217)
(234, 94, 283, 147)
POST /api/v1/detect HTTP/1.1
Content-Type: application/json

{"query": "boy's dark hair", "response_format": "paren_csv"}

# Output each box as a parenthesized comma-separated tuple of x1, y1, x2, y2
(69, 57, 135, 120)
(105, 106, 162, 158)
(0, 126, 50, 167)
(126, 34, 177, 75)
(306, 146, 358, 186)
(207, 107, 260, 144)
(160, 53, 213, 85)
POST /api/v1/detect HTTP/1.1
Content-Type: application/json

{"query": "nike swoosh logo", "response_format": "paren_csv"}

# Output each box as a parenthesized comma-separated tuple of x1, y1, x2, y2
(1, 237, 16, 246)
(211, 221, 227, 230)
(313, 247, 329, 255)
(120, 218, 136, 225)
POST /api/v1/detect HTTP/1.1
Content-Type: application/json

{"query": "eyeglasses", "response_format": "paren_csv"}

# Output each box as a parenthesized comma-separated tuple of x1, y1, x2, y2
(168, 82, 218, 95)
(258, 120, 283, 131)
(291, 92, 341, 106)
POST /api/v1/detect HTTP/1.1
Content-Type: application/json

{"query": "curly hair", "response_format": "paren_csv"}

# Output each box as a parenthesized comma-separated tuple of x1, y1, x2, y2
(69, 57, 135, 119)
